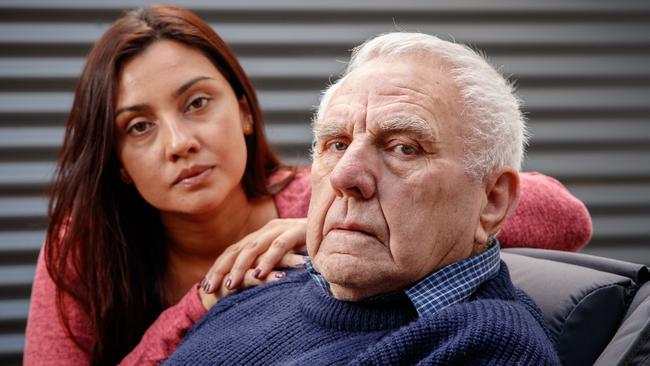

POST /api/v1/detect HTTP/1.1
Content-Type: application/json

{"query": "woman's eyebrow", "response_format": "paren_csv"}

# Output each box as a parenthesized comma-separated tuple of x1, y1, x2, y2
(173, 76, 215, 97)
(115, 104, 150, 118)
(116, 76, 215, 117)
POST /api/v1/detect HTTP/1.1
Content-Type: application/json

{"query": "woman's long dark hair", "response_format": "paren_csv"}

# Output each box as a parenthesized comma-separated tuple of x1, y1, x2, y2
(45, 5, 281, 365)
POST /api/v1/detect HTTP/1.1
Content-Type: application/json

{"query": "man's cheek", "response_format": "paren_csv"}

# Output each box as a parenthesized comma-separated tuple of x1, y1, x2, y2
(305, 215, 322, 258)
(306, 199, 330, 258)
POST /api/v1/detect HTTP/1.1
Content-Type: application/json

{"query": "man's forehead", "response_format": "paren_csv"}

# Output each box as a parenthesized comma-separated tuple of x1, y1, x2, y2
(314, 58, 464, 151)
(335, 64, 427, 99)
(326, 57, 456, 112)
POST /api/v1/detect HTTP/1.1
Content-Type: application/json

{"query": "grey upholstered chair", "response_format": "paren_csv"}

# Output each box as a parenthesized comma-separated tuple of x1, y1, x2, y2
(501, 248, 650, 366)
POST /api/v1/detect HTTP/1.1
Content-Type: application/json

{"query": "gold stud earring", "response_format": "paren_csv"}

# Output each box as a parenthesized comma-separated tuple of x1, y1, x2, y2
(119, 168, 132, 184)
(243, 124, 254, 135)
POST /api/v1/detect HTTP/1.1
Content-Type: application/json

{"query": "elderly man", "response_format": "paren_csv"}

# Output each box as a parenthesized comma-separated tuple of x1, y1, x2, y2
(164, 32, 560, 365)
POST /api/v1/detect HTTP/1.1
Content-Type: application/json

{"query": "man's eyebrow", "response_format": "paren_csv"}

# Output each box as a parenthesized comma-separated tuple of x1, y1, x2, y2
(377, 116, 437, 142)
(312, 119, 348, 141)
(173, 76, 214, 97)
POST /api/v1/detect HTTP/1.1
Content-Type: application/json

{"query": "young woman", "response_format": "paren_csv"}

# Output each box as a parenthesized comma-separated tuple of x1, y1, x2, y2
(24, 5, 592, 366)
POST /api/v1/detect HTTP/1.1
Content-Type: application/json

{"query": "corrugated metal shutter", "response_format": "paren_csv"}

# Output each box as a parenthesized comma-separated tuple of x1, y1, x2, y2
(0, 0, 648, 363)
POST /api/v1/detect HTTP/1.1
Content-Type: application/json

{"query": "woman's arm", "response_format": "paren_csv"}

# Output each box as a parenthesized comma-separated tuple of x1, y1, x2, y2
(25, 253, 294, 366)
(24, 249, 92, 365)
(117, 286, 206, 365)
(498, 171, 593, 251)
(24, 246, 207, 366)
(24, 245, 286, 366)
(121, 218, 307, 364)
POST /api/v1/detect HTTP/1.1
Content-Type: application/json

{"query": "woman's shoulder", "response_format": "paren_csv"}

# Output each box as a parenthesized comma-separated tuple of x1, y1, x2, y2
(499, 171, 592, 251)
(271, 166, 312, 219)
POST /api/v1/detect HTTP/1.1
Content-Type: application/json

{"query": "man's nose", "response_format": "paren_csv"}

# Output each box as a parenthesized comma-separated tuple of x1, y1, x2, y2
(328, 141, 377, 200)
(163, 118, 200, 162)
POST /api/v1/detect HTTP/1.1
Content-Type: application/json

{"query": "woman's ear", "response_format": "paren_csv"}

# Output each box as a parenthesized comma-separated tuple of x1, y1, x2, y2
(120, 168, 133, 184)
(474, 168, 520, 245)
(239, 97, 254, 135)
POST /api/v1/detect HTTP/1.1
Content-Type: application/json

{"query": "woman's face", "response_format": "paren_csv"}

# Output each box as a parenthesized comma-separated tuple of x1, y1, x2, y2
(115, 40, 251, 215)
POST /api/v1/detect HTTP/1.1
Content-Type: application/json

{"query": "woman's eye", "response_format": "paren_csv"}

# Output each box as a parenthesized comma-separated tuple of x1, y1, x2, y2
(392, 144, 418, 156)
(186, 96, 209, 112)
(127, 121, 153, 135)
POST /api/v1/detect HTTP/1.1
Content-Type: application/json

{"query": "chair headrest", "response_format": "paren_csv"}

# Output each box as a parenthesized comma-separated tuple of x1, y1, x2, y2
(501, 250, 640, 366)
(594, 281, 650, 365)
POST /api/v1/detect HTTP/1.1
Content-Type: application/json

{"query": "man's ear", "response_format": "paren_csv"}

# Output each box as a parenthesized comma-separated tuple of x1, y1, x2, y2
(474, 168, 520, 245)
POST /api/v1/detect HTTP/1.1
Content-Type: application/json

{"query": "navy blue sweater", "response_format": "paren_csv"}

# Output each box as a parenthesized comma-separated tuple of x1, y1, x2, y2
(165, 263, 560, 365)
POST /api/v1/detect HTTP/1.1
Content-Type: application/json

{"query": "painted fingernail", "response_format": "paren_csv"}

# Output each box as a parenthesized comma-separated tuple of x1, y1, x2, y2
(225, 277, 232, 289)
(253, 268, 262, 279)
(274, 272, 287, 279)
(199, 277, 207, 288)
(203, 280, 212, 293)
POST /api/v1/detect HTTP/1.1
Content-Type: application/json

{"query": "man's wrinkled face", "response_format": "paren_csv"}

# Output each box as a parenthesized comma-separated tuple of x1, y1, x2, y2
(307, 56, 486, 301)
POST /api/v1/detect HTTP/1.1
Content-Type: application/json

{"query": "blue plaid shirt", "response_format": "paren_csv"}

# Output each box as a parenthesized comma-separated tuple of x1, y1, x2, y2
(305, 239, 501, 317)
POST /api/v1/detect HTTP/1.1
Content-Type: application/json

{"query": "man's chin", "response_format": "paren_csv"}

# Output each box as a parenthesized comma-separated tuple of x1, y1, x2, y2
(315, 256, 366, 283)
(320, 268, 385, 301)
(328, 283, 377, 302)
(314, 254, 393, 300)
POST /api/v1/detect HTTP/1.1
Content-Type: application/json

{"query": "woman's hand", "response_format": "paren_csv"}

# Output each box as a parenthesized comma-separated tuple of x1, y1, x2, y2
(198, 218, 307, 310)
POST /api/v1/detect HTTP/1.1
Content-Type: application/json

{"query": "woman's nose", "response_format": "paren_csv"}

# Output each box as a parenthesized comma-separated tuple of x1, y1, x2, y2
(163, 119, 200, 162)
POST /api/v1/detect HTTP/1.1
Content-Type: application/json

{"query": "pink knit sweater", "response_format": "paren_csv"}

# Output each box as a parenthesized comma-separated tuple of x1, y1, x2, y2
(23, 170, 591, 365)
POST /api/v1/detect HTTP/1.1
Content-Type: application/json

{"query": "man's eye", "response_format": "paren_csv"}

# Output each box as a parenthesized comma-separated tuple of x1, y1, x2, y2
(392, 144, 418, 156)
(186, 96, 209, 112)
(127, 121, 153, 135)
(329, 141, 348, 152)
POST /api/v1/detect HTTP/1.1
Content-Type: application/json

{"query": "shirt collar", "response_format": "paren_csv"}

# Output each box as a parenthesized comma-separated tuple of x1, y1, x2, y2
(404, 239, 501, 316)
(304, 239, 501, 317)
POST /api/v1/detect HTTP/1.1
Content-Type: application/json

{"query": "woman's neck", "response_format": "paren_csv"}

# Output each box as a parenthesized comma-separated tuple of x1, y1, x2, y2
(160, 185, 278, 305)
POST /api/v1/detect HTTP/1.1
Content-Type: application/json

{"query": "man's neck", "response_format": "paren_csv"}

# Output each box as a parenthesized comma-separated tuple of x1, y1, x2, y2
(305, 239, 501, 317)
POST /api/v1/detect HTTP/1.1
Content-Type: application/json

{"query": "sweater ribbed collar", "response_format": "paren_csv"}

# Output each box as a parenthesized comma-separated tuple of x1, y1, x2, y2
(304, 239, 501, 318)
(298, 279, 417, 332)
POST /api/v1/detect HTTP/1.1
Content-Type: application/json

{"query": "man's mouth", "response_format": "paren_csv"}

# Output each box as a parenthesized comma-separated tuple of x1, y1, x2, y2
(333, 223, 377, 238)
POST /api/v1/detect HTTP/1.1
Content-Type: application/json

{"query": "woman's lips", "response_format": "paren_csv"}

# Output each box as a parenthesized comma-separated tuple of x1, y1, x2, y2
(173, 166, 213, 188)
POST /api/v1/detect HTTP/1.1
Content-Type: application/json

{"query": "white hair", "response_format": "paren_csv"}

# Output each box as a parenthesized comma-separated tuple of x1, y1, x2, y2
(314, 32, 528, 180)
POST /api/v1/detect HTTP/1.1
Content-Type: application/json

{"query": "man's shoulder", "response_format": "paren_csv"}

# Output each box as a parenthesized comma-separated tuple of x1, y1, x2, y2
(353, 292, 560, 365)
(402, 265, 559, 364)
(437, 261, 549, 336)
(432, 292, 547, 339)
(194, 269, 309, 327)
(217, 269, 308, 307)
(460, 267, 561, 354)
